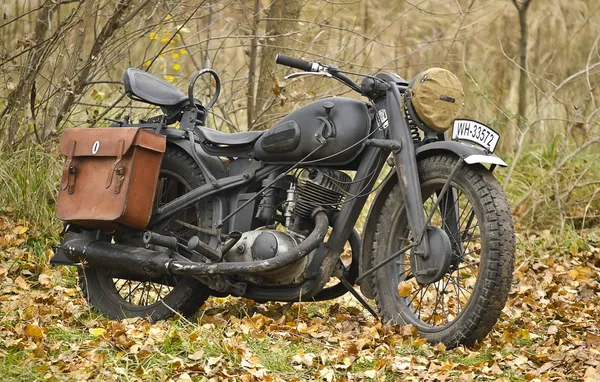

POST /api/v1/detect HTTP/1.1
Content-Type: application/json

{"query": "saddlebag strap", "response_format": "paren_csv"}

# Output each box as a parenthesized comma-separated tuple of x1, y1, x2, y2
(105, 139, 125, 193)
(61, 141, 77, 194)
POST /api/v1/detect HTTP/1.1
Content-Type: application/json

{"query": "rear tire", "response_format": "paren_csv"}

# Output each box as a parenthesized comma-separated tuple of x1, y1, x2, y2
(370, 154, 515, 347)
(79, 147, 214, 321)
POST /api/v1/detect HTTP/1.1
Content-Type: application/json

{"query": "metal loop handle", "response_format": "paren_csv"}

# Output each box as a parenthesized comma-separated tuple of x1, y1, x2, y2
(188, 69, 221, 111)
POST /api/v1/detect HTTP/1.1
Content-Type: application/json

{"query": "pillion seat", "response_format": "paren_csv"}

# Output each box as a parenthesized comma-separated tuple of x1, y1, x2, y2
(123, 68, 188, 107)
(122, 68, 263, 147)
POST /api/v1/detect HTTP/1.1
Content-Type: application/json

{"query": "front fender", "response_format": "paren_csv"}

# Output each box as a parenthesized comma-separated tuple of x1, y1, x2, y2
(415, 141, 507, 167)
(358, 141, 506, 298)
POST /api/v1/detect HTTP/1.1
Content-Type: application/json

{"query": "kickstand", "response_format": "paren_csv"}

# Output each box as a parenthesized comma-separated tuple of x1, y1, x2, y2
(338, 276, 379, 320)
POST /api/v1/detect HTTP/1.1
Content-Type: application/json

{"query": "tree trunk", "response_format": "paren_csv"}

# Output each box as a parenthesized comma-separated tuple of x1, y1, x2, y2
(246, 0, 260, 130)
(512, 0, 533, 128)
(0, 2, 52, 147)
(252, 0, 302, 131)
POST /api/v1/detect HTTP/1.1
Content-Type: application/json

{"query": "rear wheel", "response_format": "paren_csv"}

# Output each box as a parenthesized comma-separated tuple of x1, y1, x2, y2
(371, 155, 515, 347)
(79, 147, 214, 321)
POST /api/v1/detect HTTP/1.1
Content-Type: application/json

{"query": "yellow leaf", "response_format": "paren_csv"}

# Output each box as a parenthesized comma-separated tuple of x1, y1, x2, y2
(180, 49, 188, 55)
(397, 281, 413, 297)
(165, 75, 174, 83)
(89, 328, 107, 337)
(172, 53, 180, 60)
(149, 32, 158, 40)
(160, 37, 168, 44)
(24, 324, 44, 338)
(14, 226, 28, 235)
(172, 63, 181, 71)
(142, 60, 152, 68)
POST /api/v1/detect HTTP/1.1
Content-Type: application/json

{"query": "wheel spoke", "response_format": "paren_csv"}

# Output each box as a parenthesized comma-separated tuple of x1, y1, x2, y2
(391, 181, 484, 330)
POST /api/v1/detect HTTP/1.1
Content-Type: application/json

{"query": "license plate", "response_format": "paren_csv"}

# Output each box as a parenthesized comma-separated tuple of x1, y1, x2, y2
(452, 119, 500, 153)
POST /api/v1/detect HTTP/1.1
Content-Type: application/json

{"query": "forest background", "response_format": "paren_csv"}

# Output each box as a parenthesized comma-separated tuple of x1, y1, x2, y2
(0, 1, 600, 381)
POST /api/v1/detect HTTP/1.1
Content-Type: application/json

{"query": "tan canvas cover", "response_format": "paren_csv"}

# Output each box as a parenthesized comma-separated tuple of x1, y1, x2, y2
(410, 68, 464, 132)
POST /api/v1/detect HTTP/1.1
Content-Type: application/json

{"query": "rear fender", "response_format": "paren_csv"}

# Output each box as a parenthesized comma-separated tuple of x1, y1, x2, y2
(164, 129, 229, 235)
(164, 129, 228, 179)
(359, 141, 506, 298)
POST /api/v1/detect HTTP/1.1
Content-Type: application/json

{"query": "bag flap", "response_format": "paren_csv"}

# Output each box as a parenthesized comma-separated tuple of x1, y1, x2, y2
(59, 128, 165, 157)
(134, 129, 166, 153)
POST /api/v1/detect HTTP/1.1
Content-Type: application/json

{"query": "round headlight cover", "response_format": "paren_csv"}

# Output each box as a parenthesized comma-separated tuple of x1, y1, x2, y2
(409, 68, 464, 132)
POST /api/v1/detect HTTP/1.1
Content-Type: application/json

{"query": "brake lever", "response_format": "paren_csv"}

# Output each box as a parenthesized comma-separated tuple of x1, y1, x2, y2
(284, 71, 332, 80)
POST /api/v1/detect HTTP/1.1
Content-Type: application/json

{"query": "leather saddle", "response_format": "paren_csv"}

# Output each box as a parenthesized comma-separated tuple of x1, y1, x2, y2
(122, 68, 262, 147)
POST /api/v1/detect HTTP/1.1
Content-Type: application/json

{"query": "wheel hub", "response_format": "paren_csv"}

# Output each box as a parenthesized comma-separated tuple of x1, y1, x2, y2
(411, 226, 453, 284)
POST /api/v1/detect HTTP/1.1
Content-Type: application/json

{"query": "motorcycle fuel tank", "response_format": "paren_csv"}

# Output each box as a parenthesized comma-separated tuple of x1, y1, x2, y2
(254, 97, 371, 165)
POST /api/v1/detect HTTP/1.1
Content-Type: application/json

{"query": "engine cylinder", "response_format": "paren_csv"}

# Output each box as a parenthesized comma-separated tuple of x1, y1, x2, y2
(293, 168, 351, 221)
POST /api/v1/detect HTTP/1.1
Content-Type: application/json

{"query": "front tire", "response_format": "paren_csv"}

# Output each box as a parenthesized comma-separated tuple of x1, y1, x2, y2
(79, 147, 214, 321)
(371, 154, 515, 347)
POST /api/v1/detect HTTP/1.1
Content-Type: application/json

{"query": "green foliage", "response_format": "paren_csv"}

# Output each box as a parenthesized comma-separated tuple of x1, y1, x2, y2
(500, 138, 600, 230)
(0, 145, 61, 236)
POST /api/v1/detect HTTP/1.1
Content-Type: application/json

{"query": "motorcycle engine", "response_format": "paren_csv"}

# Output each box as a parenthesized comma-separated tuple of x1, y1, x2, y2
(225, 168, 351, 285)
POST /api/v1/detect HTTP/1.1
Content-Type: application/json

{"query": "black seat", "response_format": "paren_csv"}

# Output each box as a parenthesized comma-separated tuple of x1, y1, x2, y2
(123, 68, 188, 107)
(199, 127, 263, 146)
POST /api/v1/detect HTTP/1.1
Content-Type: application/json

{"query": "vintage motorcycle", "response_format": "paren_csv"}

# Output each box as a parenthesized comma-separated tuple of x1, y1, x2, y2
(51, 54, 515, 347)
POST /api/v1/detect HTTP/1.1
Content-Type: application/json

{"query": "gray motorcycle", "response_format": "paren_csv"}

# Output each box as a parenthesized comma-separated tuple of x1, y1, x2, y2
(52, 54, 515, 348)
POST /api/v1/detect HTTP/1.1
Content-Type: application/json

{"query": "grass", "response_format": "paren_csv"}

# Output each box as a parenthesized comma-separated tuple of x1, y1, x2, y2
(1, 348, 47, 381)
(500, 140, 600, 230)
(0, 144, 61, 237)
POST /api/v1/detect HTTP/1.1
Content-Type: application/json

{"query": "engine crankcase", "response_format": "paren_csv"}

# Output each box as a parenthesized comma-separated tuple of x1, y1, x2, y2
(224, 230, 312, 285)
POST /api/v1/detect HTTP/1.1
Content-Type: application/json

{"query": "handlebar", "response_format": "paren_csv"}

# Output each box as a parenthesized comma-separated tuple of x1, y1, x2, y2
(275, 54, 319, 72)
(275, 53, 364, 95)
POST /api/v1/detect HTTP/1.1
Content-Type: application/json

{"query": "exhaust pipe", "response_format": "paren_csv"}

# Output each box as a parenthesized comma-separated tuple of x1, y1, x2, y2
(53, 208, 328, 278)
(168, 209, 329, 276)
(54, 232, 172, 279)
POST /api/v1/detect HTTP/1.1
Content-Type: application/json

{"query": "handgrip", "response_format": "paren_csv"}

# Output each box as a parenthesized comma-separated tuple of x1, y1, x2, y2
(275, 54, 315, 72)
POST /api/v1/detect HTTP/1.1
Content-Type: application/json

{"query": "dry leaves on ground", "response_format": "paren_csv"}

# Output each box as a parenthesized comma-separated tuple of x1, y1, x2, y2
(0, 216, 599, 381)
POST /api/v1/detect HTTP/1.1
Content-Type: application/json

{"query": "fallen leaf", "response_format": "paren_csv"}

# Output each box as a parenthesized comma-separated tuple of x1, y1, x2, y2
(89, 328, 107, 337)
(15, 276, 29, 290)
(177, 373, 193, 382)
(188, 349, 205, 361)
(24, 324, 44, 338)
(38, 273, 51, 288)
(398, 281, 413, 297)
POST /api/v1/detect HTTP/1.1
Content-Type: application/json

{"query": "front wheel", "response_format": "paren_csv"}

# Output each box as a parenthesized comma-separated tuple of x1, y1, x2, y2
(370, 154, 515, 348)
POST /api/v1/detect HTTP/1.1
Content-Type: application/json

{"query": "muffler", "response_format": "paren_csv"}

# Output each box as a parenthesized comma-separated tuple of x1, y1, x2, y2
(53, 232, 172, 279)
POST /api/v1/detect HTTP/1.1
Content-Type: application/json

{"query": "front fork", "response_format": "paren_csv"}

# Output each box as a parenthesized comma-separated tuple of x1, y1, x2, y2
(384, 83, 465, 284)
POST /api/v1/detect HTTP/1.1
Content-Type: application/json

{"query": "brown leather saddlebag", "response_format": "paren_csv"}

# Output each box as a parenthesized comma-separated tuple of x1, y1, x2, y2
(56, 128, 166, 229)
